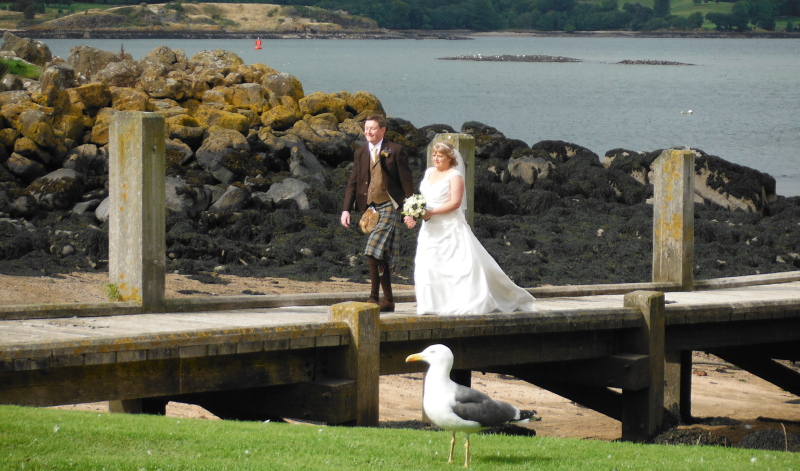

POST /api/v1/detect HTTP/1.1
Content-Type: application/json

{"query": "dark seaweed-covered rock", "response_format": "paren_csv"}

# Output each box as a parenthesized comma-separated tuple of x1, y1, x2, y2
(652, 427, 731, 447)
(738, 428, 800, 452)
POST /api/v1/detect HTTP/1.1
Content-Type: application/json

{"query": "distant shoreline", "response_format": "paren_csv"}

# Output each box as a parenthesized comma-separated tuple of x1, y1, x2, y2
(15, 28, 800, 41)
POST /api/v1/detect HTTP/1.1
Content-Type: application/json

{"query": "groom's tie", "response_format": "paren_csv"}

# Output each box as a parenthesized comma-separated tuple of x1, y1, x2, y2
(371, 147, 378, 164)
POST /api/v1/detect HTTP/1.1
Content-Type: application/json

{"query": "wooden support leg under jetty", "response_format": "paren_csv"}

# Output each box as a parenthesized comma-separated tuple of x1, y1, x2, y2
(622, 291, 665, 441)
(330, 302, 380, 426)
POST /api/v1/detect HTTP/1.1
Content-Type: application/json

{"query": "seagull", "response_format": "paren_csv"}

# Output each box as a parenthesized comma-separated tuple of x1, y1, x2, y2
(406, 344, 539, 467)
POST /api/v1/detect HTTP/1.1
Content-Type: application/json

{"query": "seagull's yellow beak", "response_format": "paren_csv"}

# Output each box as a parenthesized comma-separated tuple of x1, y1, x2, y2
(405, 353, 423, 363)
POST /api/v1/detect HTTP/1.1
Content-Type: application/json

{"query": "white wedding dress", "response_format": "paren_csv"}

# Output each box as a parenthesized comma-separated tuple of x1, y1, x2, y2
(414, 168, 536, 315)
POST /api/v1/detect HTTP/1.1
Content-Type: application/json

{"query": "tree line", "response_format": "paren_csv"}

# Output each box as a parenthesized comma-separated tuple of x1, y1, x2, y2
(13, 0, 800, 32)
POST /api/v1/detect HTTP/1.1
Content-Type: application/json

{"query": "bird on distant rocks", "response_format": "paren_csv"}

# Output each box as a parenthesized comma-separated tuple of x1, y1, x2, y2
(406, 344, 539, 468)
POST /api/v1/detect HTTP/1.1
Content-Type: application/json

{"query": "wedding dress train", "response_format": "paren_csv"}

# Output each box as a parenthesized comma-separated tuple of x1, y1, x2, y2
(414, 168, 536, 315)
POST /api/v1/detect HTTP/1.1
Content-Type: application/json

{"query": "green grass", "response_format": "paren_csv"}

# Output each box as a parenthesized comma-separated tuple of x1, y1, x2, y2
(579, 0, 733, 16)
(1, 405, 799, 470)
(0, 57, 42, 79)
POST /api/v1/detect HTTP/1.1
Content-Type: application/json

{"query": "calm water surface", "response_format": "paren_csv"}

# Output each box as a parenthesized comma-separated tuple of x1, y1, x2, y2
(42, 36, 800, 196)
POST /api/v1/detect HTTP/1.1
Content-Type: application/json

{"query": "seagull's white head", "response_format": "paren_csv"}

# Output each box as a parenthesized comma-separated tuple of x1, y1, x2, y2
(405, 344, 454, 368)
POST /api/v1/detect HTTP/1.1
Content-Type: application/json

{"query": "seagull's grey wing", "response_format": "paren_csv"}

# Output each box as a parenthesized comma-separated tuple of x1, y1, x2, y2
(451, 384, 519, 427)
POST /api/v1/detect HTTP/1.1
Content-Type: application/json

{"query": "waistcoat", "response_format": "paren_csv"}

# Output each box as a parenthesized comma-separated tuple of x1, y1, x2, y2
(367, 158, 390, 205)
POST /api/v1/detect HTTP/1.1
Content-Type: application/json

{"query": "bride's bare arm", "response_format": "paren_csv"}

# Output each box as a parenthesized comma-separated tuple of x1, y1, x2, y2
(423, 175, 464, 220)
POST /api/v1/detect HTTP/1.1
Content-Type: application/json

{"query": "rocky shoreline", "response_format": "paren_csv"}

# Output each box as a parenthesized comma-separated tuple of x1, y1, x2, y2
(15, 28, 800, 41)
(20, 29, 471, 41)
(0, 31, 798, 288)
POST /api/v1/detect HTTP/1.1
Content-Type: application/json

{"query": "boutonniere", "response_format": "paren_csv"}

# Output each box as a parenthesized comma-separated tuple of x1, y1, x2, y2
(380, 149, 392, 158)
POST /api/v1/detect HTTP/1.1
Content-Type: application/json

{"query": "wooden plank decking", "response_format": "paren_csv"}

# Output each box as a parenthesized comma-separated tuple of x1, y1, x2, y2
(0, 277, 798, 439)
(1, 280, 798, 371)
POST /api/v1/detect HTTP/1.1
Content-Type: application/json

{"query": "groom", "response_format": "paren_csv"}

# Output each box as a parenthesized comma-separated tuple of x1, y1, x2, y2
(341, 115, 415, 312)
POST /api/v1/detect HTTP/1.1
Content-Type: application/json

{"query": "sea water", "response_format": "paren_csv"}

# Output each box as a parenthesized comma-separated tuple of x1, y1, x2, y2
(42, 36, 800, 196)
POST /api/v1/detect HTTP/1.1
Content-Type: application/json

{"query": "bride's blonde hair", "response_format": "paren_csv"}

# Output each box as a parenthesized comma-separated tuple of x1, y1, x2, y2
(431, 142, 458, 167)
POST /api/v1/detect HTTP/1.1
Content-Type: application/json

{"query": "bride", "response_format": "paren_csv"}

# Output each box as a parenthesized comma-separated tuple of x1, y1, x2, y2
(406, 142, 536, 315)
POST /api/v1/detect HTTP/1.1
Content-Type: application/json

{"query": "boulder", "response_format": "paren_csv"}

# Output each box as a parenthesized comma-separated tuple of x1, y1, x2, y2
(0, 128, 20, 152)
(72, 199, 101, 215)
(261, 72, 304, 101)
(1, 32, 52, 66)
(343, 91, 385, 118)
(95, 60, 143, 88)
(6, 153, 46, 182)
(231, 83, 270, 113)
(15, 109, 58, 151)
(35, 63, 77, 107)
(195, 127, 266, 184)
(67, 45, 122, 80)
(508, 155, 555, 186)
(299, 91, 349, 122)
(462, 121, 529, 160)
(13, 136, 53, 165)
(286, 113, 352, 166)
(265, 178, 311, 210)
(63, 144, 106, 176)
(71, 82, 113, 110)
(27, 168, 85, 210)
(95, 197, 110, 223)
(531, 140, 599, 163)
(165, 176, 212, 218)
(89, 108, 118, 146)
(260, 95, 301, 130)
(110, 87, 151, 112)
(189, 49, 245, 77)
(208, 185, 249, 214)
(196, 127, 250, 169)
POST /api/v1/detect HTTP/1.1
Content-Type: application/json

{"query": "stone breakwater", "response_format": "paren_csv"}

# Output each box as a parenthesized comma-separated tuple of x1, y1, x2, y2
(0, 31, 798, 288)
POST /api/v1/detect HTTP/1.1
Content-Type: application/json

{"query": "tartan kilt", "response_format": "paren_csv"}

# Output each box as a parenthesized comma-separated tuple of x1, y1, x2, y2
(364, 201, 402, 269)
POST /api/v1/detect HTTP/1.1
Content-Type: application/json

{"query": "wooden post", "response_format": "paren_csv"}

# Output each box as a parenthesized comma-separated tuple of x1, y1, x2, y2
(664, 350, 693, 423)
(652, 149, 695, 290)
(109, 111, 166, 312)
(330, 302, 380, 426)
(622, 290, 665, 442)
(428, 134, 475, 227)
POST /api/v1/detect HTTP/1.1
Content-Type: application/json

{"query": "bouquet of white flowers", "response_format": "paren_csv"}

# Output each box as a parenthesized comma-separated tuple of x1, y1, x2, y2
(402, 194, 427, 219)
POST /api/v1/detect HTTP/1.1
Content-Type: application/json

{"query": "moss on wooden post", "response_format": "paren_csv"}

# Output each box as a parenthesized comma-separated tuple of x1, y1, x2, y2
(622, 290, 665, 442)
(652, 149, 695, 290)
(109, 112, 166, 312)
(330, 301, 380, 426)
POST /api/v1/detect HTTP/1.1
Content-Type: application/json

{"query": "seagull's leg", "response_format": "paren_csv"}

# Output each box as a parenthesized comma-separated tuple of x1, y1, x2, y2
(464, 434, 471, 468)
(448, 432, 456, 463)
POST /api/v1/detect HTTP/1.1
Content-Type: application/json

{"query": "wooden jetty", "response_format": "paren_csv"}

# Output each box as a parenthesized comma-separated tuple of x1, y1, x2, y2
(1, 113, 799, 442)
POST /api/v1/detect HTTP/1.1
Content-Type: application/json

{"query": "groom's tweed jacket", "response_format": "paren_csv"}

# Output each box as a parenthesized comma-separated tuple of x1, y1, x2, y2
(342, 141, 415, 213)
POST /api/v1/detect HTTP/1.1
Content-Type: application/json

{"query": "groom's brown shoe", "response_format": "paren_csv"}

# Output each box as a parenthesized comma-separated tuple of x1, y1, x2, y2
(379, 299, 395, 312)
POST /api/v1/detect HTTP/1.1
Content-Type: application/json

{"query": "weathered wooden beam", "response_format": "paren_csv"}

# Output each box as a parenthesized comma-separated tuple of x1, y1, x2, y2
(518, 378, 623, 421)
(664, 350, 693, 423)
(501, 354, 650, 391)
(330, 302, 380, 426)
(666, 317, 800, 350)
(711, 347, 800, 398)
(652, 149, 694, 290)
(109, 111, 166, 312)
(381, 330, 632, 376)
(622, 291, 665, 442)
(0, 350, 315, 407)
